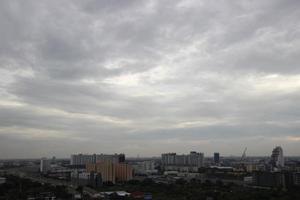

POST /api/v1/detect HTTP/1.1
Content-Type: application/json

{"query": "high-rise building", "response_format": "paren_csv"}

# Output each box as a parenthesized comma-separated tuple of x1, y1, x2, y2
(95, 161, 116, 183)
(115, 163, 133, 182)
(86, 161, 133, 184)
(40, 157, 51, 174)
(70, 154, 96, 165)
(214, 152, 220, 164)
(161, 153, 176, 166)
(161, 151, 204, 167)
(270, 146, 284, 171)
(71, 153, 125, 166)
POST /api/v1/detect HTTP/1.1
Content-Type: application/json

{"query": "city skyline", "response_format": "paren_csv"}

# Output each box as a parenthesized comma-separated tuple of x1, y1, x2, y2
(1, 0, 300, 158)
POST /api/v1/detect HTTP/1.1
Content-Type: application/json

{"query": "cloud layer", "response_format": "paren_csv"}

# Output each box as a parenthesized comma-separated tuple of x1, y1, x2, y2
(1, 0, 300, 158)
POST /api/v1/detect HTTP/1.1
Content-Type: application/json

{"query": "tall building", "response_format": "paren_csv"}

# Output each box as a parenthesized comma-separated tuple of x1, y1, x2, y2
(40, 158, 51, 174)
(95, 161, 116, 183)
(161, 151, 204, 167)
(214, 152, 220, 164)
(96, 154, 125, 164)
(270, 146, 284, 171)
(161, 153, 176, 166)
(115, 163, 133, 182)
(86, 161, 133, 184)
(70, 154, 96, 165)
(71, 153, 125, 166)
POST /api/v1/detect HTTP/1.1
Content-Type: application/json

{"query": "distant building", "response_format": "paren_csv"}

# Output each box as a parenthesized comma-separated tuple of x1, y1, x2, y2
(70, 153, 125, 166)
(294, 172, 300, 186)
(131, 160, 158, 175)
(71, 169, 101, 187)
(70, 154, 96, 166)
(51, 156, 56, 164)
(162, 151, 204, 168)
(214, 152, 220, 164)
(253, 171, 283, 188)
(86, 161, 133, 184)
(162, 153, 176, 166)
(270, 146, 284, 171)
(115, 163, 133, 182)
(40, 158, 51, 174)
(95, 161, 116, 183)
(253, 171, 294, 188)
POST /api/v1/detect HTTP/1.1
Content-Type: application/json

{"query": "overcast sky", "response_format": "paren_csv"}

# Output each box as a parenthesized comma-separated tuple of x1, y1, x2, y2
(0, 0, 300, 158)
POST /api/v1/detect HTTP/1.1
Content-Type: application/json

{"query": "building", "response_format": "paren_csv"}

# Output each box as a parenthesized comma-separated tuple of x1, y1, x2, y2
(40, 158, 51, 174)
(143, 160, 156, 171)
(214, 152, 220, 164)
(294, 172, 300, 186)
(86, 161, 133, 184)
(115, 163, 133, 182)
(132, 160, 158, 175)
(95, 161, 116, 183)
(253, 171, 295, 188)
(270, 146, 284, 171)
(71, 169, 101, 187)
(253, 171, 284, 188)
(70, 154, 96, 166)
(245, 164, 265, 172)
(162, 153, 176, 166)
(162, 151, 204, 168)
(70, 153, 125, 166)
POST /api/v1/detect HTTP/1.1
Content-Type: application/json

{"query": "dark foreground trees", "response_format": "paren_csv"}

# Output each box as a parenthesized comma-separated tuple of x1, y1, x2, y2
(0, 175, 72, 200)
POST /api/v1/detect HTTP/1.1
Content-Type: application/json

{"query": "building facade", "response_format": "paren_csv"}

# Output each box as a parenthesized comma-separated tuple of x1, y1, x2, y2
(40, 158, 51, 174)
(214, 153, 220, 164)
(86, 161, 133, 184)
(270, 146, 284, 171)
(70, 153, 125, 166)
(162, 151, 204, 168)
(115, 163, 133, 182)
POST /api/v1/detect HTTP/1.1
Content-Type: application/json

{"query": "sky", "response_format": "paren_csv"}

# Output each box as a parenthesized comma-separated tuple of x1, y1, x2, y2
(0, 0, 300, 158)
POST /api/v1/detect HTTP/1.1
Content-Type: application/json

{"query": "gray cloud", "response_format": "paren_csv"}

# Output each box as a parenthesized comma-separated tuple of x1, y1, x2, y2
(0, 0, 300, 158)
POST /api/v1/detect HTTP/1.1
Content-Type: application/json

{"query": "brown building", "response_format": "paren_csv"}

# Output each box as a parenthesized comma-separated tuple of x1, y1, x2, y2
(86, 161, 133, 184)
(86, 163, 96, 172)
(115, 163, 133, 182)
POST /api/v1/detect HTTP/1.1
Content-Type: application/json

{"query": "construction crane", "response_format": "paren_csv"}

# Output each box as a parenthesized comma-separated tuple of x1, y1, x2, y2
(241, 147, 247, 162)
(239, 147, 247, 171)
